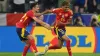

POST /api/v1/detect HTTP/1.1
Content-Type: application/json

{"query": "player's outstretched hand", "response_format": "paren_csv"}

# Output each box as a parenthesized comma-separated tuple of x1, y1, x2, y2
(44, 23, 52, 30)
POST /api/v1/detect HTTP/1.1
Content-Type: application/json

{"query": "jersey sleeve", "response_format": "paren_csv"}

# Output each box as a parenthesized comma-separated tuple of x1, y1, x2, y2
(27, 11, 35, 18)
(69, 10, 73, 19)
(52, 8, 59, 14)
(69, 10, 73, 16)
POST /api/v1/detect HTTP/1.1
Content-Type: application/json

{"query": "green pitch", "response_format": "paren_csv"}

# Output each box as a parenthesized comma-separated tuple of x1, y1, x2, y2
(0, 52, 100, 56)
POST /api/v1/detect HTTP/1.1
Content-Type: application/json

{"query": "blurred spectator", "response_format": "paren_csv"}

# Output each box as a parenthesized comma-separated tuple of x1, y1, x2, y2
(87, 0, 97, 13)
(51, 0, 58, 8)
(73, 15, 85, 26)
(25, 0, 44, 12)
(90, 14, 100, 27)
(73, 0, 87, 13)
(0, 0, 7, 12)
(11, 0, 25, 13)
(98, 14, 100, 23)
(98, 14, 100, 26)
(42, 0, 58, 12)
(97, 0, 100, 14)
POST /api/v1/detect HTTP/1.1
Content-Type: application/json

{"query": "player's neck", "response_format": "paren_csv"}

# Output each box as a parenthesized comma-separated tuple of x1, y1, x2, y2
(64, 9, 67, 12)
(32, 9, 36, 13)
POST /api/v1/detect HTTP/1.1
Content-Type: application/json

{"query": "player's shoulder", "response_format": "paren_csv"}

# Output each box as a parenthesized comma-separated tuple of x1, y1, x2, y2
(54, 8, 62, 11)
(26, 10, 33, 14)
(68, 9, 73, 13)
(57, 8, 62, 10)
(68, 9, 73, 15)
(26, 10, 34, 16)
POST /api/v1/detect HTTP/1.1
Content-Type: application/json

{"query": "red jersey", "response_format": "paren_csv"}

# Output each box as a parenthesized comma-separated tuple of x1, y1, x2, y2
(16, 10, 35, 28)
(52, 8, 73, 28)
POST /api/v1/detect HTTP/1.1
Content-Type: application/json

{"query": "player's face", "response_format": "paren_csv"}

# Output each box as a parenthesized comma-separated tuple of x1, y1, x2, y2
(62, 5, 69, 11)
(34, 5, 40, 12)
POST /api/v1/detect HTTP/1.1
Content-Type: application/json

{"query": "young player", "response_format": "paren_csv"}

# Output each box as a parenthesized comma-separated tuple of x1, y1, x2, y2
(16, 2, 51, 56)
(42, 1, 73, 56)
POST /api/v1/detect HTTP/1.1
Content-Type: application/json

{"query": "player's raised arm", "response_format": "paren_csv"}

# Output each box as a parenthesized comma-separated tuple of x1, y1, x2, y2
(32, 17, 51, 30)
(34, 9, 53, 17)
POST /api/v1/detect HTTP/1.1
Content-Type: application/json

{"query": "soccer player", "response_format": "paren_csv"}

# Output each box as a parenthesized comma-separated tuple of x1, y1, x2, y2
(16, 2, 51, 56)
(42, 1, 73, 56)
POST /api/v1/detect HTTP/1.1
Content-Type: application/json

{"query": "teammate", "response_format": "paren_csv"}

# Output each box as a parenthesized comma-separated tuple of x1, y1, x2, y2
(16, 2, 51, 56)
(42, 1, 73, 56)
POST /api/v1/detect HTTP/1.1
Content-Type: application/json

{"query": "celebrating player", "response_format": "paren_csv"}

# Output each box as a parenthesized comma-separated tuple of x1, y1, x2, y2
(16, 2, 51, 56)
(42, 1, 73, 56)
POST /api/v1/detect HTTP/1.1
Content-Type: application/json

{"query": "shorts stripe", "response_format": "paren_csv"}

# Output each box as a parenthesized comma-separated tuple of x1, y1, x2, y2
(55, 27, 59, 37)
(55, 28, 64, 40)
(21, 28, 25, 38)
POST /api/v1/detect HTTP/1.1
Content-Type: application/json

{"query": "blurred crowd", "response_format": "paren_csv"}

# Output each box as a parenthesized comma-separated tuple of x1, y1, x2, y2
(0, 0, 58, 13)
(0, 0, 100, 27)
(71, 0, 100, 27)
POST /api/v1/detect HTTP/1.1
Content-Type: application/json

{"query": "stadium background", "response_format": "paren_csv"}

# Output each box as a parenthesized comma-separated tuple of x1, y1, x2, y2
(0, 0, 100, 56)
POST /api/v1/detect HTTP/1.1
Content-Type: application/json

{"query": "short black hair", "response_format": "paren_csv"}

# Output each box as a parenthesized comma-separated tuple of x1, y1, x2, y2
(30, 2, 38, 9)
(61, 1, 70, 6)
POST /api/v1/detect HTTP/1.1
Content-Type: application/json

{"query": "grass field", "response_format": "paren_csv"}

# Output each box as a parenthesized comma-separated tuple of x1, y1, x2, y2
(0, 52, 100, 56)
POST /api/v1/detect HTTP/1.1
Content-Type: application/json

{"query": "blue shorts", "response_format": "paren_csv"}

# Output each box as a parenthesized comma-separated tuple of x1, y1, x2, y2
(54, 28, 66, 40)
(16, 28, 29, 41)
